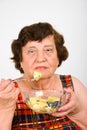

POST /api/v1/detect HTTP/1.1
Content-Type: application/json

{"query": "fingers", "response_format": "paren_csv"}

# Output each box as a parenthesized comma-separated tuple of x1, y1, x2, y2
(0, 79, 20, 110)
(51, 110, 70, 117)
(51, 88, 78, 117)
(0, 79, 12, 91)
(1, 82, 16, 93)
(0, 87, 20, 99)
(0, 79, 20, 99)
(63, 87, 73, 95)
(59, 88, 75, 110)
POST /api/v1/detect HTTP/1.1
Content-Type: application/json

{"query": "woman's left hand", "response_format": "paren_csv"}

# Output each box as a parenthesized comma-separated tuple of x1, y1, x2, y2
(51, 88, 80, 117)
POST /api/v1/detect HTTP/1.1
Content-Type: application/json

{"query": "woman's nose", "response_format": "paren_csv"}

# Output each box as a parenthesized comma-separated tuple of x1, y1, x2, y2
(36, 51, 46, 62)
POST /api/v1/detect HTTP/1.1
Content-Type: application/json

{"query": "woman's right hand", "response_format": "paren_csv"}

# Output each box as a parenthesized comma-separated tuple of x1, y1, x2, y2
(0, 79, 20, 111)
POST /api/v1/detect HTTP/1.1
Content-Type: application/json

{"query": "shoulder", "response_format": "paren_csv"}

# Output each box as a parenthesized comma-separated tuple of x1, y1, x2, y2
(71, 76, 86, 89)
(60, 74, 87, 94)
(71, 76, 87, 97)
(71, 76, 87, 111)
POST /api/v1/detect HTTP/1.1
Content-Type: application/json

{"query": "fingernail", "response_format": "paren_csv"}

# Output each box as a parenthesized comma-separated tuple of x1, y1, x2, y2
(58, 109, 62, 112)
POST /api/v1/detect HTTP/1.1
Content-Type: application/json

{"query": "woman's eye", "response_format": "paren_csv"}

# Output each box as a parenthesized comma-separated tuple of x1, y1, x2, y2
(45, 48, 53, 52)
(27, 49, 36, 54)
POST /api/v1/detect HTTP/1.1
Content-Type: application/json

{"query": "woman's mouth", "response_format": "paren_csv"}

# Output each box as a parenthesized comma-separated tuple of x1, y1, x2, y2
(35, 66, 47, 70)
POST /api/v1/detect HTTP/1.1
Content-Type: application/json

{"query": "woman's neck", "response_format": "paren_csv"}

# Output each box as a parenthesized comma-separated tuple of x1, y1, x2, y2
(22, 74, 60, 90)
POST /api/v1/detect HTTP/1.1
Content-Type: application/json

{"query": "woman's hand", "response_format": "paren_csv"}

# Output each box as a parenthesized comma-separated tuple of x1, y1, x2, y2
(0, 79, 20, 130)
(0, 79, 20, 111)
(51, 88, 80, 117)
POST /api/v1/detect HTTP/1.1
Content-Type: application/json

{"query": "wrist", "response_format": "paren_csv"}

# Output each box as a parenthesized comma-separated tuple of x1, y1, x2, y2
(0, 108, 15, 130)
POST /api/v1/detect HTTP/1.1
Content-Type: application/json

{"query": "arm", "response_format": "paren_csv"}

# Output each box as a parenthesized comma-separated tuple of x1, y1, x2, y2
(0, 79, 19, 130)
(70, 77, 87, 129)
(0, 109, 15, 130)
(52, 77, 87, 129)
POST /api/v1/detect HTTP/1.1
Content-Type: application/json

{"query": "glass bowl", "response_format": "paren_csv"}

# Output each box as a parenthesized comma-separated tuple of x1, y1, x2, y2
(25, 89, 67, 114)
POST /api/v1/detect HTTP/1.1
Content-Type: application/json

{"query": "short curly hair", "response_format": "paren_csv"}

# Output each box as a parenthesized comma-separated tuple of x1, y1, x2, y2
(11, 22, 69, 73)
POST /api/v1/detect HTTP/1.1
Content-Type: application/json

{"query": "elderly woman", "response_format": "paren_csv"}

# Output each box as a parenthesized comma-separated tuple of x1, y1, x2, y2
(0, 22, 87, 130)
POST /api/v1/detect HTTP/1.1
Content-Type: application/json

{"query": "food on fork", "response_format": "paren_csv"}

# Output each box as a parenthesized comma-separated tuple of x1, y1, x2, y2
(33, 71, 42, 81)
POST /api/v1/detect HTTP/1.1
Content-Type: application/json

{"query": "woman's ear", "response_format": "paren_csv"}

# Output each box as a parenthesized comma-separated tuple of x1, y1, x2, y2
(20, 62, 23, 68)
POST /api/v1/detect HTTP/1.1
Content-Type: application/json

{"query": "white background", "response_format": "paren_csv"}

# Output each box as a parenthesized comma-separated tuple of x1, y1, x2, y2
(0, 0, 87, 86)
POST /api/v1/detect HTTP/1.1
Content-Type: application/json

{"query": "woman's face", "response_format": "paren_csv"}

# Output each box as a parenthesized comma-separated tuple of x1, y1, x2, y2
(20, 35, 59, 79)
